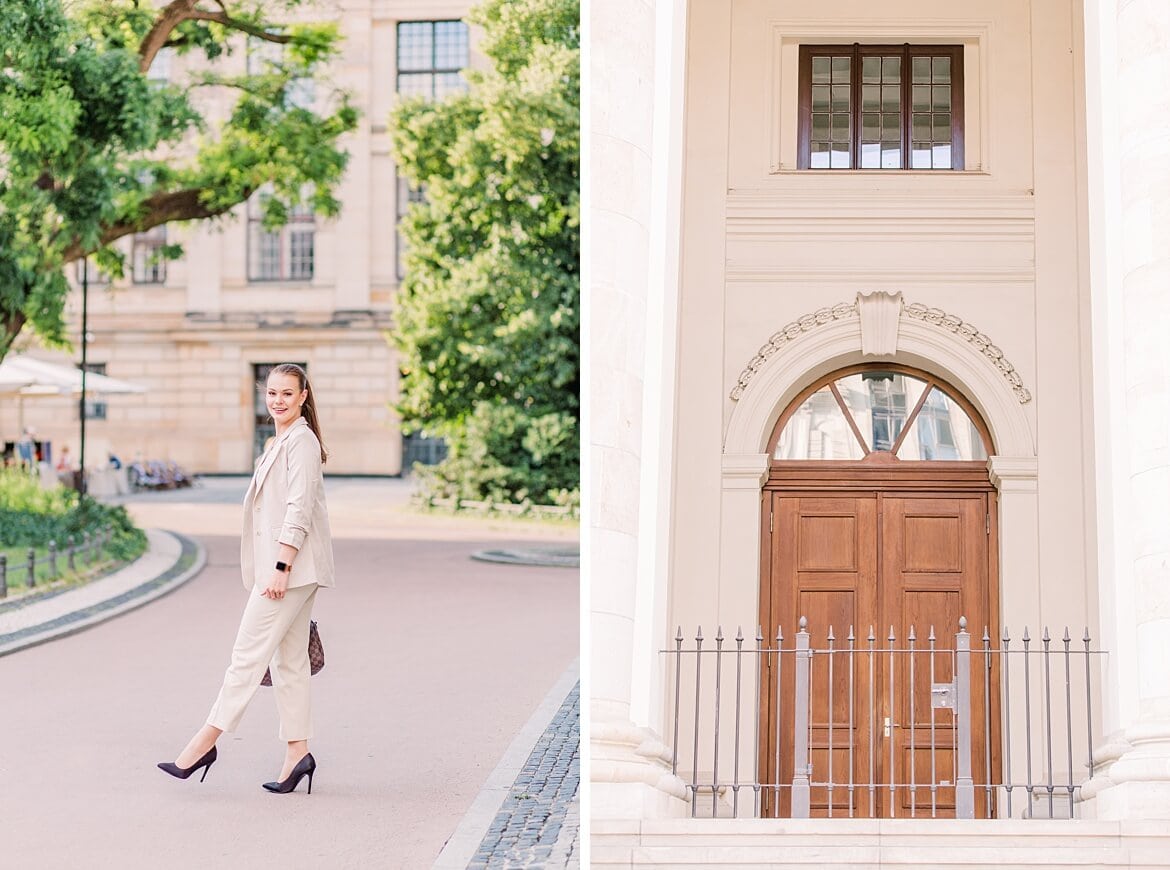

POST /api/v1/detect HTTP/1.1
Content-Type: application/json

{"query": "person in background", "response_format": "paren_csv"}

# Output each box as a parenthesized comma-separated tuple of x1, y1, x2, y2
(16, 428, 35, 472)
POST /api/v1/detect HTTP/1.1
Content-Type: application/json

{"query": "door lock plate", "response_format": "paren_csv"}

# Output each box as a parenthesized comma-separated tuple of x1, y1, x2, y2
(931, 682, 956, 709)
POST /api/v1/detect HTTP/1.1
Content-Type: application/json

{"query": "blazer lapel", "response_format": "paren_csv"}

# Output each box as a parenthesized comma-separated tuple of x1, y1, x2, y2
(252, 444, 280, 495)
(252, 418, 306, 495)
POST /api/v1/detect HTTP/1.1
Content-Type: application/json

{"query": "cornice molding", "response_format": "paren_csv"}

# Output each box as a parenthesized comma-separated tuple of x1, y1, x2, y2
(729, 295, 1033, 405)
(729, 302, 858, 400)
(903, 303, 1032, 404)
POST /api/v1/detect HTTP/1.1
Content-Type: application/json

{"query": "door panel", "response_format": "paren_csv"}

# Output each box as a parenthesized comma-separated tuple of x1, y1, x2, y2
(761, 485, 998, 819)
(762, 495, 876, 818)
(881, 494, 992, 818)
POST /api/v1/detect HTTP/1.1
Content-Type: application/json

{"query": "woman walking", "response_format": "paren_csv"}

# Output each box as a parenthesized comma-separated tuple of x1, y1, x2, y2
(159, 364, 334, 794)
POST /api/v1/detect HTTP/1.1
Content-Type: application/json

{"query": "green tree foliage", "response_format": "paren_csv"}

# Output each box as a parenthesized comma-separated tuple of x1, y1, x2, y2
(0, 0, 357, 359)
(0, 468, 145, 561)
(390, 0, 579, 505)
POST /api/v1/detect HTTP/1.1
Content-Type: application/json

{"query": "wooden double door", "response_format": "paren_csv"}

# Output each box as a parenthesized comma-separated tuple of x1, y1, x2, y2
(759, 481, 999, 818)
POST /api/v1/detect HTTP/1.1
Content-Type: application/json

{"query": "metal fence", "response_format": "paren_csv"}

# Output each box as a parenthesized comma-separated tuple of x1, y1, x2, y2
(0, 529, 113, 599)
(665, 617, 1103, 820)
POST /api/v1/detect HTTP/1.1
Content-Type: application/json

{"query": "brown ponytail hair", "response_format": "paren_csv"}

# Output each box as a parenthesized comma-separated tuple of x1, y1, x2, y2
(270, 363, 328, 464)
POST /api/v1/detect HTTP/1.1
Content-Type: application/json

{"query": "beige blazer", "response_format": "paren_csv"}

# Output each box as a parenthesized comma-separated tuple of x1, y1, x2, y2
(240, 417, 335, 591)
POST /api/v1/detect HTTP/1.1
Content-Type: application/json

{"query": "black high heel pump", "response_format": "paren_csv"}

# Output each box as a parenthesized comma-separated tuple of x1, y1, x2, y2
(157, 746, 217, 782)
(263, 752, 316, 794)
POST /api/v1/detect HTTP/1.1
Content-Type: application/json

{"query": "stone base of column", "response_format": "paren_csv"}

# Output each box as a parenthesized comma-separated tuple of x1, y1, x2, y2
(592, 718, 690, 819)
(1081, 723, 1170, 819)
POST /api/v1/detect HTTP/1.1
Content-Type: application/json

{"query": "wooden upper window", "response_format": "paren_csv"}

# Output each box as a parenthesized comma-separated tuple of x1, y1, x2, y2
(798, 45, 964, 170)
(770, 366, 991, 462)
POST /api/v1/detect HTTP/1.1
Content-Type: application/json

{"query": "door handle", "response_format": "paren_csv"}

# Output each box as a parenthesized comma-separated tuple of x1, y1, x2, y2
(883, 716, 898, 737)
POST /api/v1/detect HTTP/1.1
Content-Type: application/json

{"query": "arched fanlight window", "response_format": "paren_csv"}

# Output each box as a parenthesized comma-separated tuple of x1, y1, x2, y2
(771, 367, 991, 462)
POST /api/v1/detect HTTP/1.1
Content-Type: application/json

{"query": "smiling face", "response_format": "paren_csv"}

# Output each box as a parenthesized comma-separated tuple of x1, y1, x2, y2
(266, 371, 308, 426)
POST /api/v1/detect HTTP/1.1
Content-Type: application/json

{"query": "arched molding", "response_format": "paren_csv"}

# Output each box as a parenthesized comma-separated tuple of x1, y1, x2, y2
(723, 305, 1035, 459)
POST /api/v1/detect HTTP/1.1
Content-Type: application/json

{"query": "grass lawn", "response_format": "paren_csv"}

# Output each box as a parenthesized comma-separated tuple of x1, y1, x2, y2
(0, 537, 131, 599)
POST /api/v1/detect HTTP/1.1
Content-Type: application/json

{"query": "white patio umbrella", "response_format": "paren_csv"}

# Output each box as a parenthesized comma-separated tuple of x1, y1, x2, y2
(0, 353, 146, 433)
(0, 354, 146, 397)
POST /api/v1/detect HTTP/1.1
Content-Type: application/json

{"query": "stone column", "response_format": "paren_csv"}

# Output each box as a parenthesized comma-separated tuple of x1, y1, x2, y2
(589, 0, 688, 819)
(1085, 0, 1170, 820)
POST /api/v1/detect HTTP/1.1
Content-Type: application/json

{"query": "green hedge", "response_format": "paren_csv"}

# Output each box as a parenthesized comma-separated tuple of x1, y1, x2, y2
(0, 469, 146, 562)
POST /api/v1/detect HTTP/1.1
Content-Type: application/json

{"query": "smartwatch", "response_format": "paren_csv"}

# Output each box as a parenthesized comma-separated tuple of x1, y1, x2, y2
(275, 560, 292, 573)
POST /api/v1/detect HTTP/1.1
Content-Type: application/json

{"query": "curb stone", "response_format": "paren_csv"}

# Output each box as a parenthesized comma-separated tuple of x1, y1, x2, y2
(0, 529, 206, 657)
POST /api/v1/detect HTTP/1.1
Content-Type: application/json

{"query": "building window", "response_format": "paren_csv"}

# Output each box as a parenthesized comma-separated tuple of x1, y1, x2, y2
(147, 47, 173, 84)
(396, 174, 428, 280)
(798, 45, 964, 170)
(772, 367, 989, 461)
(402, 430, 449, 470)
(397, 20, 470, 100)
(395, 20, 470, 280)
(82, 363, 107, 421)
(132, 225, 168, 284)
(74, 258, 111, 286)
(247, 194, 315, 282)
(246, 37, 315, 109)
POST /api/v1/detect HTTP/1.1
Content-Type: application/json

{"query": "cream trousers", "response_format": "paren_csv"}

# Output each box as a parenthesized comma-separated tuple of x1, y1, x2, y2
(206, 583, 318, 741)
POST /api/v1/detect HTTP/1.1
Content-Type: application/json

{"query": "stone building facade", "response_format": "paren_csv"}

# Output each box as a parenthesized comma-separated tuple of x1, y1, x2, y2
(4, 1, 477, 476)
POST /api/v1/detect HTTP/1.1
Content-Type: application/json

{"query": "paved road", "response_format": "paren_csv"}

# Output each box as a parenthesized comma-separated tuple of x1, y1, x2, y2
(0, 478, 578, 869)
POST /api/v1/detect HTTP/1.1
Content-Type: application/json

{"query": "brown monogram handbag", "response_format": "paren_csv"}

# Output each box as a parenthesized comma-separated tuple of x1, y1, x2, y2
(260, 620, 325, 687)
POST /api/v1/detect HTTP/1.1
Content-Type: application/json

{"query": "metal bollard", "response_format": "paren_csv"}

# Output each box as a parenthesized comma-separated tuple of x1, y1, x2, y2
(48, 540, 58, 579)
(0, 553, 6, 598)
(791, 617, 811, 818)
(67, 535, 76, 572)
(27, 547, 36, 587)
(955, 617, 974, 819)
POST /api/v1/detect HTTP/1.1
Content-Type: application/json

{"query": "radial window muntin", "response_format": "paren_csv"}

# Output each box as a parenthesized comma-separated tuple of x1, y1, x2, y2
(769, 365, 992, 462)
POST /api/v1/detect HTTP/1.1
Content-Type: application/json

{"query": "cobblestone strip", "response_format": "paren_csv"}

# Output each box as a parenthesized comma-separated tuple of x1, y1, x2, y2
(468, 682, 580, 869)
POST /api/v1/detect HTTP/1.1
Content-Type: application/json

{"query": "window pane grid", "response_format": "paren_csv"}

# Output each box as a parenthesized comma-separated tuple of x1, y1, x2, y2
(395, 21, 467, 279)
(910, 53, 953, 168)
(247, 194, 315, 282)
(396, 20, 470, 101)
(132, 225, 167, 285)
(802, 45, 961, 171)
(809, 54, 850, 169)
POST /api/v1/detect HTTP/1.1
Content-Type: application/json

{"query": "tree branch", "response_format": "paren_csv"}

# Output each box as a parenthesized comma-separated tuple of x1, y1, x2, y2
(139, 1, 292, 73)
(61, 186, 252, 262)
(0, 311, 27, 361)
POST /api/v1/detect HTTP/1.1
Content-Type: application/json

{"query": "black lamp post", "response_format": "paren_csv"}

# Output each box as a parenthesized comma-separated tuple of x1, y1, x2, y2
(78, 258, 89, 497)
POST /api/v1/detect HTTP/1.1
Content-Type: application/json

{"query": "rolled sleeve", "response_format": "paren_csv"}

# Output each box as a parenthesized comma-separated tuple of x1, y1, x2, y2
(278, 432, 321, 551)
